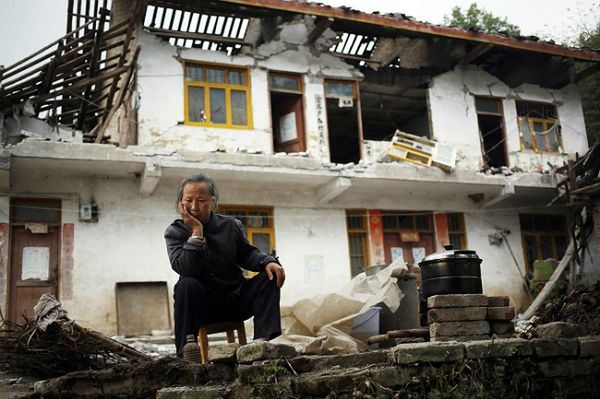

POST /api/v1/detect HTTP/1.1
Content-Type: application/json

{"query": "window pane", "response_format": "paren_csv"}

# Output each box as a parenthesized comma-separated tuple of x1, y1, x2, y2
(449, 233, 464, 249)
(247, 211, 268, 228)
(540, 235, 554, 259)
(210, 88, 226, 124)
(415, 215, 430, 230)
(270, 74, 300, 91)
(325, 81, 354, 97)
(185, 64, 204, 81)
(518, 117, 533, 150)
(207, 68, 225, 83)
(188, 86, 206, 122)
(543, 124, 560, 152)
(399, 216, 412, 229)
(231, 90, 247, 126)
(347, 214, 365, 229)
(349, 233, 366, 276)
(475, 98, 499, 113)
(555, 236, 567, 259)
(447, 214, 460, 231)
(252, 233, 271, 254)
(524, 235, 538, 272)
(228, 70, 245, 85)
(12, 201, 60, 223)
(382, 215, 398, 229)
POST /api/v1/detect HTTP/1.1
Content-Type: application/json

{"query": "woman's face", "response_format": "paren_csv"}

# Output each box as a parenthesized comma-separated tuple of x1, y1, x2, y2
(180, 182, 215, 224)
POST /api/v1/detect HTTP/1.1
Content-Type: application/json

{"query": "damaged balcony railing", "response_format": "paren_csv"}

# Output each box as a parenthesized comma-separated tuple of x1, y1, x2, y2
(0, 7, 139, 143)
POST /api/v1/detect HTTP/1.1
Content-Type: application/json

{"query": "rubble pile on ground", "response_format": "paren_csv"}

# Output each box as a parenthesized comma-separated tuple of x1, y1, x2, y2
(536, 280, 600, 334)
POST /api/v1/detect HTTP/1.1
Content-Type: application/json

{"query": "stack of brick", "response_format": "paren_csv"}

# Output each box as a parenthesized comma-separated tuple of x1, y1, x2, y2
(487, 295, 515, 338)
(427, 294, 516, 342)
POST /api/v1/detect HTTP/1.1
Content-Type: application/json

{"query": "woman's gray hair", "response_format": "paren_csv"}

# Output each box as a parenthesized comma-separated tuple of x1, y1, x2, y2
(175, 173, 219, 212)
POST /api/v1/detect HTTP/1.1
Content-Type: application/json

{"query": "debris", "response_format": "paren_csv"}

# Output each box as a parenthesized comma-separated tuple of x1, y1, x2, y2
(0, 294, 148, 378)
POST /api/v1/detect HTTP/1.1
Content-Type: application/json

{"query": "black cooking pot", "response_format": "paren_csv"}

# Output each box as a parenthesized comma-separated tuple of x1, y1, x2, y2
(418, 244, 483, 298)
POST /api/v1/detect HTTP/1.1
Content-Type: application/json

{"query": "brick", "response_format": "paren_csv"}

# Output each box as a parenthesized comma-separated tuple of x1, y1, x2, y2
(427, 294, 487, 309)
(368, 366, 420, 387)
(431, 335, 489, 342)
(490, 321, 515, 335)
(429, 321, 490, 337)
(487, 296, 510, 307)
(538, 359, 596, 377)
(389, 342, 464, 364)
(156, 386, 230, 399)
(464, 338, 533, 359)
(236, 342, 297, 364)
(208, 343, 238, 363)
(487, 306, 515, 321)
(532, 338, 578, 357)
(427, 307, 487, 323)
(579, 335, 600, 357)
(536, 322, 587, 339)
(310, 350, 389, 371)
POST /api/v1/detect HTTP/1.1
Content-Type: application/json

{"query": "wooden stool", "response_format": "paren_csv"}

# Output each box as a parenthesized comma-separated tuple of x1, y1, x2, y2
(198, 321, 247, 364)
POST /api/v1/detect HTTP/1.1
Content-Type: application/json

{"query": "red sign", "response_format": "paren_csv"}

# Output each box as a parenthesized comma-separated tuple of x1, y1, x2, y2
(400, 231, 420, 242)
(368, 210, 385, 264)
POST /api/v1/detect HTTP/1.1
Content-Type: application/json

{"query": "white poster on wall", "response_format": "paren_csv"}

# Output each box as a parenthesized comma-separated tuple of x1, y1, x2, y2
(279, 112, 297, 143)
(412, 247, 426, 266)
(22, 247, 50, 280)
(391, 247, 404, 263)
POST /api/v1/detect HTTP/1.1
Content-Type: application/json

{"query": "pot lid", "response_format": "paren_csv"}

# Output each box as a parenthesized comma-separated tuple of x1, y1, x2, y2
(420, 244, 480, 263)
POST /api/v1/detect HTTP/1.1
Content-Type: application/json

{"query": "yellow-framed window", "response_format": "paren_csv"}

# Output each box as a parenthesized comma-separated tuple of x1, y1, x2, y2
(447, 213, 467, 249)
(516, 101, 561, 153)
(184, 61, 252, 129)
(519, 214, 568, 273)
(346, 209, 370, 277)
(219, 206, 275, 255)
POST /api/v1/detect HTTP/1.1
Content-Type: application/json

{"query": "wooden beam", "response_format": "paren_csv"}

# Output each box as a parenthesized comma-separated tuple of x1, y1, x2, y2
(306, 17, 334, 45)
(482, 183, 515, 208)
(459, 43, 494, 65)
(139, 160, 162, 197)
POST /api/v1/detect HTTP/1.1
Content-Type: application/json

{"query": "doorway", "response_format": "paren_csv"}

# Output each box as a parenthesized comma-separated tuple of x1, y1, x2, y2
(269, 72, 306, 154)
(8, 198, 61, 322)
(475, 97, 508, 168)
(324, 80, 361, 164)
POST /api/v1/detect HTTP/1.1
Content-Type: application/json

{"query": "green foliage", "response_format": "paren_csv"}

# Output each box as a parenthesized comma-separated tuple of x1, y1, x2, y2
(443, 3, 521, 36)
(576, 11, 600, 146)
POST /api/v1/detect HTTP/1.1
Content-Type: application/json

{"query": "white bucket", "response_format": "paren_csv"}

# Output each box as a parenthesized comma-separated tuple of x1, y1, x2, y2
(351, 306, 382, 342)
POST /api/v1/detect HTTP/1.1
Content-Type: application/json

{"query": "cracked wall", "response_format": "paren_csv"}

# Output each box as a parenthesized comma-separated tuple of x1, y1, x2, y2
(428, 65, 588, 172)
(136, 17, 361, 162)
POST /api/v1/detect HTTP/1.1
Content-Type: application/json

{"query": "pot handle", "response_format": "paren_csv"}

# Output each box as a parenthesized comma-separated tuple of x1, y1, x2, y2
(443, 244, 454, 250)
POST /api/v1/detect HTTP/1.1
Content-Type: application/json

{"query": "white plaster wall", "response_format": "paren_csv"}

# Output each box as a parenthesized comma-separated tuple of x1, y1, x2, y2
(428, 66, 588, 172)
(463, 211, 530, 312)
(136, 30, 361, 160)
(273, 207, 352, 305)
(0, 196, 8, 314)
(137, 32, 273, 154)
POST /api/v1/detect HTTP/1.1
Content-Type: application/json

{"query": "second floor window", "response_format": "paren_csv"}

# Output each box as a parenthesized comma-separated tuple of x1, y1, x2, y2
(184, 62, 252, 129)
(517, 101, 561, 153)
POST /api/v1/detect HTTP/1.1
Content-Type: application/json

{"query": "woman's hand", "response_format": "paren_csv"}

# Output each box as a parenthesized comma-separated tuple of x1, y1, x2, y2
(265, 262, 285, 288)
(180, 204, 204, 236)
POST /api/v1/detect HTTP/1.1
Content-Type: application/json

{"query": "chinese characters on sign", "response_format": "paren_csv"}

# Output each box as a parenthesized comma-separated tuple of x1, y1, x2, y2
(368, 210, 385, 264)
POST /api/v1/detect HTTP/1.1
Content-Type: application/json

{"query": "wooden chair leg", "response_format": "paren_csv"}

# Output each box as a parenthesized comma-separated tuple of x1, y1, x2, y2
(198, 328, 209, 364)
(237, 324, 247, 345)
(226, 330, 235, 343)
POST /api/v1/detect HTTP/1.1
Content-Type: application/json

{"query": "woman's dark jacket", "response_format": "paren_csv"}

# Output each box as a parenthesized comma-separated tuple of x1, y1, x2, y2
(164, 212, 279, 293)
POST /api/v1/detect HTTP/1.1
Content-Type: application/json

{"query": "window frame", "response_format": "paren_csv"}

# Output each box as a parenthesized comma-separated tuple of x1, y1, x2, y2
(519, 214, 568, 273)
(183, 61, 253, 129)
(516, 101, 562, 153)
(218, 205, 275, 254)
(346, 209, 371, 276)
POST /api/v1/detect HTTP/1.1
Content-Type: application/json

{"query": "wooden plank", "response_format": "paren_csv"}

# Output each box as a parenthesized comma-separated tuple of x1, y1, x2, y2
(94, 46, 140, 143)
(105, 18, 134, 111)
(387, 328, 429, 338)
(146, 26, 247, 45)
(571, 182, 600, 196)
(306, 17, 334, 45)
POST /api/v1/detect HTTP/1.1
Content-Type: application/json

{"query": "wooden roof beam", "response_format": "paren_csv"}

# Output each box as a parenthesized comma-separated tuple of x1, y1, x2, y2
(306, 17, 334, 45)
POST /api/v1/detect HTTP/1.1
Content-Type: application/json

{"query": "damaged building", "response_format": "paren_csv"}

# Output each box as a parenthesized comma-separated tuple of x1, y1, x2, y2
(1, 0, 599, 336)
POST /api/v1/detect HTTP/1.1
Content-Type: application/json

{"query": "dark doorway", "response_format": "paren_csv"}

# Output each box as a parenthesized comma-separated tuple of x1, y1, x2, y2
(476, 97, 507, 168)
(325, 80, 361, 164)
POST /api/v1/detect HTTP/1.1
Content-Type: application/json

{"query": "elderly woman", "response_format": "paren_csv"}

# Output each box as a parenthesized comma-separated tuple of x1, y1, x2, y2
(164, 173, 284, 355)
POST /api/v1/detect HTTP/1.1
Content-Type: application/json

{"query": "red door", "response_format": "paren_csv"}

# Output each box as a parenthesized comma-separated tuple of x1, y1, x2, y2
(8, 225, 60, 322)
